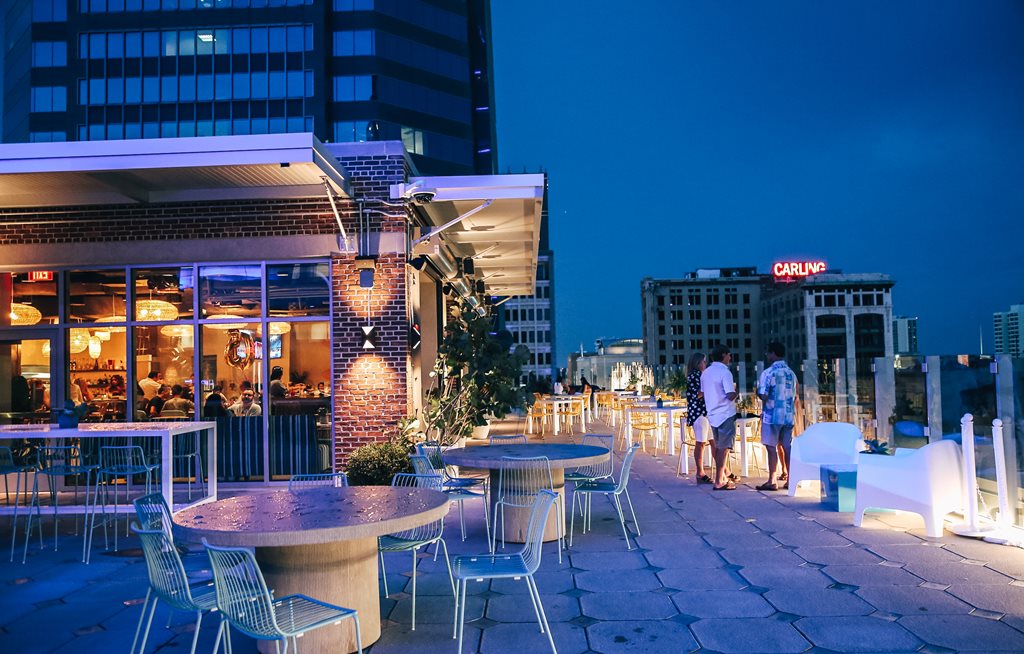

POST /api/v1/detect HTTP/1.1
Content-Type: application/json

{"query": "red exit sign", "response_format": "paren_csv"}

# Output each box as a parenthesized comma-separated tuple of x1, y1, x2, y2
(27, 271, 54, 282)
(772, 261, 826, 279)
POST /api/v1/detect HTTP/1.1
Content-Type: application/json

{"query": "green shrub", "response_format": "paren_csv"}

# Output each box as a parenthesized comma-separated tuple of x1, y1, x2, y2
(345, 438, 413, 486)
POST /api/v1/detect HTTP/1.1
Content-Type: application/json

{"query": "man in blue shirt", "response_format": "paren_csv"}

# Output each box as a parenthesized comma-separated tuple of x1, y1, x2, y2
(756, 341, 797, 491)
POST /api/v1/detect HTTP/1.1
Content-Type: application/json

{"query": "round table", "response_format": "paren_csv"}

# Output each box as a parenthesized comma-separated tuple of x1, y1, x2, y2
(173, 486, 448, 654)
(442, 443, 610, 543)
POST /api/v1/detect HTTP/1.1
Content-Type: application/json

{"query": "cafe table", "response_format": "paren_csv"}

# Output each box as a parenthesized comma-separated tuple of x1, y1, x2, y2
(442, 442, 609, 542)
(623, 403, 686, 456)
(536, 396, 587, 434)
(173, 485, 447, 654)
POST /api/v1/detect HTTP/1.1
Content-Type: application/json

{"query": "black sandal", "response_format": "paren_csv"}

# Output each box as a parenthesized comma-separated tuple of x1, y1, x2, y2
(756, 482, 779, 491)
(713, 482, 737, 491)
(728, 473, 740, 482)
(696, 474, 713, 485)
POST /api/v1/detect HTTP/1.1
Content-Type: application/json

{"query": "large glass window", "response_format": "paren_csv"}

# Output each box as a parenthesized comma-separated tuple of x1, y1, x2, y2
(199, 265, 261, 319)
(267, 263, 329, 317)
(68, 269, 128, 323)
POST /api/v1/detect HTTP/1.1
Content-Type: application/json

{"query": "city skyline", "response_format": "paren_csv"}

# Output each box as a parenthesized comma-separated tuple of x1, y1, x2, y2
(492, 0, 1024, 363)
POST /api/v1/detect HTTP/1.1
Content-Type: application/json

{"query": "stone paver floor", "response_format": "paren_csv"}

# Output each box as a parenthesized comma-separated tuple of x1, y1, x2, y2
(3, 416, 1024, 653)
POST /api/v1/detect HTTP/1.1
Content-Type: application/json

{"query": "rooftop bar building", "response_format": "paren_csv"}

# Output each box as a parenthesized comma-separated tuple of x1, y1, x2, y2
(0, 133, 543, 482)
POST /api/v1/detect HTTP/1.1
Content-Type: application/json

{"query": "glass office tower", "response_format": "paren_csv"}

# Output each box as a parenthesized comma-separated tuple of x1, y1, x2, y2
(2, 0, 496, 174)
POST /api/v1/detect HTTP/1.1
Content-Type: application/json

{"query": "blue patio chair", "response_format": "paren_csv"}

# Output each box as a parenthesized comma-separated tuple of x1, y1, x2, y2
(288, 471, 348, 491)
(2, 446, 33, 562)
(569, 444, 642, 550)
(452, 489, 558, 654)
(21, 445, 98, 564)
(492, 456, 563, 563)
(489, 434, 528, 445)
(92, 445, 160, 559)
(204, 538, 362, 654)
(379, 472, 454, 630)
(411, 454, 488, 542)
(416, 441, 487, 492)
(131, 523, 216, 654)
(132, 492, 173, 534)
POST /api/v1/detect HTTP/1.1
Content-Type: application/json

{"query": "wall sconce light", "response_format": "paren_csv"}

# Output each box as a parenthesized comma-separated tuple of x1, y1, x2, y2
(356, 256, 376, 289)
(360, 325, 378, 350)
(461, 257, 475, 276)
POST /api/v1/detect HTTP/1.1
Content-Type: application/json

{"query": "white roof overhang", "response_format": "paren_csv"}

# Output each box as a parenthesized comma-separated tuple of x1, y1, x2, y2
(0, 133, 350, 208)
(391, 174, 544, 297)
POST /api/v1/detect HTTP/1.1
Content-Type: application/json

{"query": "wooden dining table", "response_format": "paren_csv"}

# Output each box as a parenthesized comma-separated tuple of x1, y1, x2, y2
(173, 485, 448, 654)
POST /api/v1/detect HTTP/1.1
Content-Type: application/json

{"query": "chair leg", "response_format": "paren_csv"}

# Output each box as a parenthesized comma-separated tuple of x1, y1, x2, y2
(138, 592, 160, 654)
(524, 575, 543, 631)
(438, 538, 456, 598)
(568, 491, 577, 547)
(411, 547, 418, 630)
(458, 499, 466, 541)
(189, 610, 203, 654)
(456, 578, 468, 654)
(130, 588, 152, 654)
(527, 576, 556, 654)
(612, 495, 632, 550)
(379, 550, 389, 597)
(623, 488, 641, 537)
(555, 498, 564, 564)
(352, 613, 363, 654)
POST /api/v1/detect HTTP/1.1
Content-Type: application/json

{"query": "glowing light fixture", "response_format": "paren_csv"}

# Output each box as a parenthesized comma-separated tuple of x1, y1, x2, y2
(94, 329, 111, 342)
(87, 336, 102, 359)
(69, 328, 90, 353)
(9, 303, 42, 325)
(96, 315, 128, 333)
(268, 322, 292, 335)
(42, 341, 50, 356)
(136, 299, 179, 322)
(205, 314, 247, 330)
(360, 325, 378, 350)
(160, 324, 193, 338)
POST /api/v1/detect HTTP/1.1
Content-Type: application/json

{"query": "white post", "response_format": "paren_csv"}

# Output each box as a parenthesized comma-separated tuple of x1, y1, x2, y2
(992, 419, 1012, 529)
(961, 413, 978, 529)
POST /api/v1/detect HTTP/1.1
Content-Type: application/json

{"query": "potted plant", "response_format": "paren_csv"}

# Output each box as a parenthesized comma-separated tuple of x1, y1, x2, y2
(860, 438, 890, 455)
(56, 400, 89, 428)
(421, 300, 529, 446)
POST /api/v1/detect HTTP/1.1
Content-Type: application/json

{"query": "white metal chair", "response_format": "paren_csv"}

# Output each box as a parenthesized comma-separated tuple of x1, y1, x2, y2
(2, 446, 32, 562)
(452, 490, 558, 654)
(131, 523, 216, 654)
(491, 456, 563, 563)
(21, 445, 98, 564)
(565, 435, 614, 520)
(411, 454, 487, 541)
(788, 422, 864, 497)
(378, 472, 454, 630)
(205, 538, 362, 654)
(172, 432, 205, 501)
(569, 444, 642, 550)
(91, 445, 160, 559)
(288, 471, 348, 491)
(854, 439, 964, 538)
(489, 434, 527, 445)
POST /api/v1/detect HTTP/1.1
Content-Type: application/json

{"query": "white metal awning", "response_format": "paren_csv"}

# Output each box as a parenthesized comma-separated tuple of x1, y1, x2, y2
(391, 174, 545, 296)
(0, 133, 351, 207)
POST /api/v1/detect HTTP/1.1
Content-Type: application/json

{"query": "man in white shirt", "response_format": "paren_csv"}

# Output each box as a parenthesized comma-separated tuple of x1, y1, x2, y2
(138, 371, 161, 400)
(701, 344, 738, 490)
(228, 390, 262, 417)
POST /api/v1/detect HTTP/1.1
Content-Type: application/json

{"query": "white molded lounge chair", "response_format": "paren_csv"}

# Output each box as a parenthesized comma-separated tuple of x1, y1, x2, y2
(788, 422, 864, 497)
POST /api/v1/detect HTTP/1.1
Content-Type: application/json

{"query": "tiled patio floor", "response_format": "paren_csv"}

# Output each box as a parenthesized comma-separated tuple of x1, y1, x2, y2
(3, 416, 1024, 653)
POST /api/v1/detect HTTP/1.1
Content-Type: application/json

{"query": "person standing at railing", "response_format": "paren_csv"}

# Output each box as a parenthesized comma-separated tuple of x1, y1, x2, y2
(686, 352, 713, 484)
(702, 345, 738, 491)
(756, 342, 797, 491)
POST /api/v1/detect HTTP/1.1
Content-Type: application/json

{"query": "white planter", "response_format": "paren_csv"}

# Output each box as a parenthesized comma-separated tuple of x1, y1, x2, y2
(471, 424, 491, 440)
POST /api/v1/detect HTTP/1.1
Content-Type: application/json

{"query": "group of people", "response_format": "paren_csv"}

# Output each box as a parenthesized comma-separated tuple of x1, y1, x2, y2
(137, 371, 196, 419)
(686, 341, 797, 492)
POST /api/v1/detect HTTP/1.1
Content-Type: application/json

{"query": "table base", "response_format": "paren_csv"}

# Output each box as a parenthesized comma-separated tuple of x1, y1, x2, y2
(255, 537, 378, 654)
(489, 469, 565, 544)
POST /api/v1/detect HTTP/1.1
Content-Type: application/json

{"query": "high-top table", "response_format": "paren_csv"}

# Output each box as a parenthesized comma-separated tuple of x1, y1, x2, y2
(623, 404, 686, 455)
(442, 442, 609, 542)
(173, 486, 447, 654)
(536, 396, 587, 434)
(0, 421, 217, 513)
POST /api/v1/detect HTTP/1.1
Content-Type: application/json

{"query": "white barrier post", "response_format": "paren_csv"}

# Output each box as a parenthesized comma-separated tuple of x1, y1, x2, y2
(949, 413, 995, 537)
(992, 419, 1012, 530)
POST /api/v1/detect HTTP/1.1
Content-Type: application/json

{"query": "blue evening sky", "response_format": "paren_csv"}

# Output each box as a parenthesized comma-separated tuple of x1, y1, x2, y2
(491, 1, 1024, 364)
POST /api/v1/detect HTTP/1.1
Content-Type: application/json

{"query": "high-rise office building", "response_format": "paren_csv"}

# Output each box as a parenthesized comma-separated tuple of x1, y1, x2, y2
(994, 305, 1023, 357)
(2, 0, 496, 175)
(499, 175, 556, 385)
(893, 315, 919, 355)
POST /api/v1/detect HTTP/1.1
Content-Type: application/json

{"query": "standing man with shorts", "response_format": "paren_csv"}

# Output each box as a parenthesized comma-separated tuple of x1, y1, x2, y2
(686, 352, 713, 484)
(757, 341, 797, 491)
(701, 345, 738, 491)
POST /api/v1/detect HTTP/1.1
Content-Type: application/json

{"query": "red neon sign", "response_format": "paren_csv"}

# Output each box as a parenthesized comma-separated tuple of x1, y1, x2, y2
(772, 261, 826, 278)
(27, 271, 54, 282)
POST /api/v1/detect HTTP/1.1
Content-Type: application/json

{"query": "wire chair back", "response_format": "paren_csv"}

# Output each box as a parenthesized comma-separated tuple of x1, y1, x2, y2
(204, 539, 281, 640)
(133, 523, 201, 611)
(496, 456, 554, 509)
(409, 454, 436, 476)
(387, 473, 444, 543)
(569, 435, 614, 479)
(615, 444, 641, 493)
(133, 492, 174, 534)
(288, 472, 348, 491)
(36, 445, 85, 476)
(415, 442, 445, 471)
(521, 489, 557, 574)
(489, 434, 527, 446)
(100, 445, 151, 475)
(0, 446, 15, 470)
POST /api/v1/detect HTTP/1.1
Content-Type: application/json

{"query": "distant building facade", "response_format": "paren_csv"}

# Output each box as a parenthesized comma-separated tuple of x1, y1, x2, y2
(499, 176, 555, 385)
(641, 265, 896, 383)
(567, 337, 644, 390)
(1, 0, 496, 175)
(893, 316, 919, 355)
(994, 305, 1023, 357)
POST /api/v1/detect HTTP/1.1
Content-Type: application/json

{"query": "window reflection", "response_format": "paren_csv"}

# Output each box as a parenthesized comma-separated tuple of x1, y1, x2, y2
(68, 269, 127, 323)
(2, 272, 58, 325)
(199, 265, 261, 318)
(267, 263, 329, 317)
(133, 267, 194, 321)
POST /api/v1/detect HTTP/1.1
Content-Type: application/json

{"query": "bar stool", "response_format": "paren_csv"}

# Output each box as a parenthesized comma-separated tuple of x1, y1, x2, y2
(90, 445, 160, 561)
(21, 445, 98, 564)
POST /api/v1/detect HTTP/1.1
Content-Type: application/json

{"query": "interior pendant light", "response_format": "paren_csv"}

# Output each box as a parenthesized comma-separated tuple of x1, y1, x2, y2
(69, 328, 91, 354)
(87, 335, 102, 359)
(205, 314, 247, 330)
(268, 322, 292, 335)
(136, 298, 180, 322)
(160, 324, 193, 338)
(9, 303, 42, 326)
